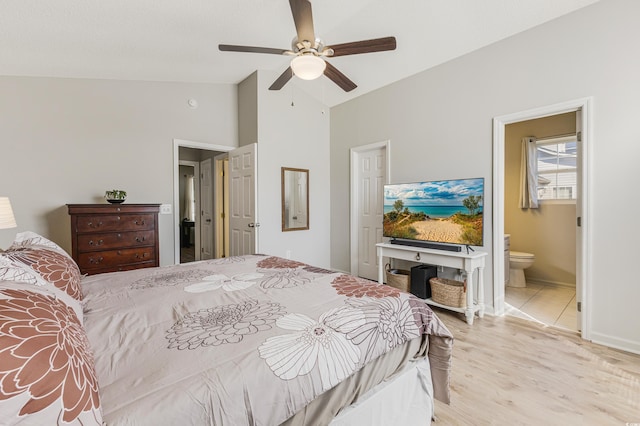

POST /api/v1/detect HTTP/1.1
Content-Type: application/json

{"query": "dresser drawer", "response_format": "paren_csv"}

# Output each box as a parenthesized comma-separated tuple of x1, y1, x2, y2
(81, 261, 157, 275)
(76, 230, 155, 252)
(75, 214, 155, 233)
(77, 247, 156, 270)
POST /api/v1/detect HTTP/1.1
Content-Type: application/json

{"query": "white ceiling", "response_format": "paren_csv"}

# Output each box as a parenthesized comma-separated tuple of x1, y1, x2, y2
(0, 0, 599, 107)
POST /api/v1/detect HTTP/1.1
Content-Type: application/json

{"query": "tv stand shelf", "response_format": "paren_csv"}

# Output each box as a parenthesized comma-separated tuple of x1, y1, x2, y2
(376, 242, 487, 325)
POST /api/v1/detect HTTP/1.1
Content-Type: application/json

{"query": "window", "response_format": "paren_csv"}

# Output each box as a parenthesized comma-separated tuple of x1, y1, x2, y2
(536, 135, 578, 201)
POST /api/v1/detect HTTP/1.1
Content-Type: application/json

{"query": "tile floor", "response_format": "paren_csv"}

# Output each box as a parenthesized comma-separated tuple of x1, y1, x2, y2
(504, 281, 577, 331)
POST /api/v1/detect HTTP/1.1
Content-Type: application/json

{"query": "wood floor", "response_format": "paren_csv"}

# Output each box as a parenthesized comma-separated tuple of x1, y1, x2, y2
(180, 245, 195, 263)
(431, 308, 640, 425)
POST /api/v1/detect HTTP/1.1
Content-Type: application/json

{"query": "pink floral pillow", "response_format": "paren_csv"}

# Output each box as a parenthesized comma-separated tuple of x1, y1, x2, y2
(0, 286, 102, 425)
(0, 232, 82, 301)
(9, 231, 70, 255)
(0, 248, 82, 301)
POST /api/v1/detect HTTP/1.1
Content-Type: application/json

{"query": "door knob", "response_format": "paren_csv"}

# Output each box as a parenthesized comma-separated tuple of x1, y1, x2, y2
(248, 223, 255, 228)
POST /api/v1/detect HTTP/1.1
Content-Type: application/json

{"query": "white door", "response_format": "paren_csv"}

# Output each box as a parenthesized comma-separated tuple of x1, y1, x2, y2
(351, 142, 388, 280)
(229, 143, 258, 256)
(575, 109, 583, 332)
(200, 158, 214, 260)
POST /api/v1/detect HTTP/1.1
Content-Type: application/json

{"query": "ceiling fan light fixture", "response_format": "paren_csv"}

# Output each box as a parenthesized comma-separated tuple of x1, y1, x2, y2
(290, 55, 326, 80)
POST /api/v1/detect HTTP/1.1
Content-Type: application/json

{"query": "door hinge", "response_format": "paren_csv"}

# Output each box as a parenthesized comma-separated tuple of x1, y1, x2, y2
(220, 212, 225, 219)
(577, 131, 582, 142)
(577, 301, 582, 312)
(577, 217, 581, 227)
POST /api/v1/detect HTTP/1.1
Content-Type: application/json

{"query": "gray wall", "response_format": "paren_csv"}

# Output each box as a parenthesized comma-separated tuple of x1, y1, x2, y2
(238, 72, 258, 146)
(252, 71, 331, 268)
(330, 0, 640, 353)
(0, 77, 237, 266)
(0, 72, 331, 270)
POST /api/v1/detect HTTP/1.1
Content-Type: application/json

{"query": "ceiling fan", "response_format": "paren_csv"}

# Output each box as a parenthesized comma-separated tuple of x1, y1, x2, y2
(219, 0, 397, 92)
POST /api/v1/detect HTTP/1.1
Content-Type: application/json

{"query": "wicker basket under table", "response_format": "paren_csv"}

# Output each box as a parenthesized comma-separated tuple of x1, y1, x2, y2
(385, 266, 411, 293)
(429, 277, 466, 308)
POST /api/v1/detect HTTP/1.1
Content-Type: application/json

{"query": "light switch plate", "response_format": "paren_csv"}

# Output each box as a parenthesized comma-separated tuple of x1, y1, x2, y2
(160, 204, 172, 214)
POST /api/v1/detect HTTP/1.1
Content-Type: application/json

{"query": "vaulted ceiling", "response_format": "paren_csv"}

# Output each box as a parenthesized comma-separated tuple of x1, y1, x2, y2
(1, 0, 599, 106)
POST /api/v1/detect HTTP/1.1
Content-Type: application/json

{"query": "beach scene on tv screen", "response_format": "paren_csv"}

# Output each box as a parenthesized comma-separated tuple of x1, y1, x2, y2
(383, 178, 484, 246)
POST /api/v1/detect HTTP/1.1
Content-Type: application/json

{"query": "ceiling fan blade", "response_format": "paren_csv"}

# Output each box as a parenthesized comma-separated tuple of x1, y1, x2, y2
(289, 0, 315, 43)
(328, 36, 397, 57)
(219, 44, 289, 55)
(324, 61, 357, 92)
(269, 67, 294, 90)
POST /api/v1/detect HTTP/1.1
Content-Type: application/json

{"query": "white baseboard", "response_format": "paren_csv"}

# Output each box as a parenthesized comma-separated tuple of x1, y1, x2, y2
(481, 305, 496, 316)
(589, 331, 640, 356)
(526, 277, 576, 288)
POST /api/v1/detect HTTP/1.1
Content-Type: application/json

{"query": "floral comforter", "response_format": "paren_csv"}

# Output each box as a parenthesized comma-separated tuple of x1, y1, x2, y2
(82, 255, 453, 425)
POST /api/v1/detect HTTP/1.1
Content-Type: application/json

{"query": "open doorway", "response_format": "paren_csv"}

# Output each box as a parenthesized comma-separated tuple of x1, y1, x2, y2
(173, 139, 233, 264)
(503, 113, 578, 330)
(492, 97, 592, 340)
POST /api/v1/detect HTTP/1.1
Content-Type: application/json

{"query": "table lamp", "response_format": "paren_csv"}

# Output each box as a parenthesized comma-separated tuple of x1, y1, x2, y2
(0, 197, 17, 230)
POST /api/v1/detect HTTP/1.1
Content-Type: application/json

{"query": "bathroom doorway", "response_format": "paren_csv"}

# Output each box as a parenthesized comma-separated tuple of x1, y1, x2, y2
(503, 113, 578, 330)
(492, 98, 592, 339)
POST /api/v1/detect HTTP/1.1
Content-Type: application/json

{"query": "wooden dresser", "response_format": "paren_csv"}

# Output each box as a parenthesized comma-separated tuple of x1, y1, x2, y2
(67, 204, 160, 275)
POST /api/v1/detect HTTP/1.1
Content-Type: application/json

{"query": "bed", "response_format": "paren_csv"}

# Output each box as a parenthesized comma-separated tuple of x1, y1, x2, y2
(0, 232, 453, 425)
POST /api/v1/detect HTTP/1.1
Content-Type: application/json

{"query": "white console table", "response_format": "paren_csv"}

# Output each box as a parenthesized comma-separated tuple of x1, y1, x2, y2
(376, 242, 488, 325)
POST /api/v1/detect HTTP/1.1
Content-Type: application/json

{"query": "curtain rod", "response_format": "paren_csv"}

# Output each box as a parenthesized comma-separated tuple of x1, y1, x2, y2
(534, 132, 577, 142)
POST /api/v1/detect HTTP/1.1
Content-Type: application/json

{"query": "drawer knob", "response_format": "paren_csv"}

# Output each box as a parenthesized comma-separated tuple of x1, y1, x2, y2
(135, 220, 145, 226)
(135, 236, 146, 243)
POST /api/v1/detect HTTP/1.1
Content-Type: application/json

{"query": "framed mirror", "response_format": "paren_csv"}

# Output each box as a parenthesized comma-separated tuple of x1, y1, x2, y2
(281, 167, 309, 231)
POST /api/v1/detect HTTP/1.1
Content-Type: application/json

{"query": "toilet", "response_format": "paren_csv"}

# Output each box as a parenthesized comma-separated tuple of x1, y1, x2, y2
(508, 251, 535, 287)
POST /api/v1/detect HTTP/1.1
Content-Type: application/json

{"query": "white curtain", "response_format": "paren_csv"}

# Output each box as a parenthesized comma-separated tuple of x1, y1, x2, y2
(519, 137, 539, 209)
(183, 175, 196, 221)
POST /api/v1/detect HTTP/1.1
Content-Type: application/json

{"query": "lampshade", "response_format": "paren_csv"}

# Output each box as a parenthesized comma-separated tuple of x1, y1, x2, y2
(290, 55, 326, 80)
(0, 197, 17, 229)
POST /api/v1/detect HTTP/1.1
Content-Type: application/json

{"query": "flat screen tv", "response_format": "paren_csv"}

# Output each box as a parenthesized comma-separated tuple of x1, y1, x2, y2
(383, 178, 484, 248)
